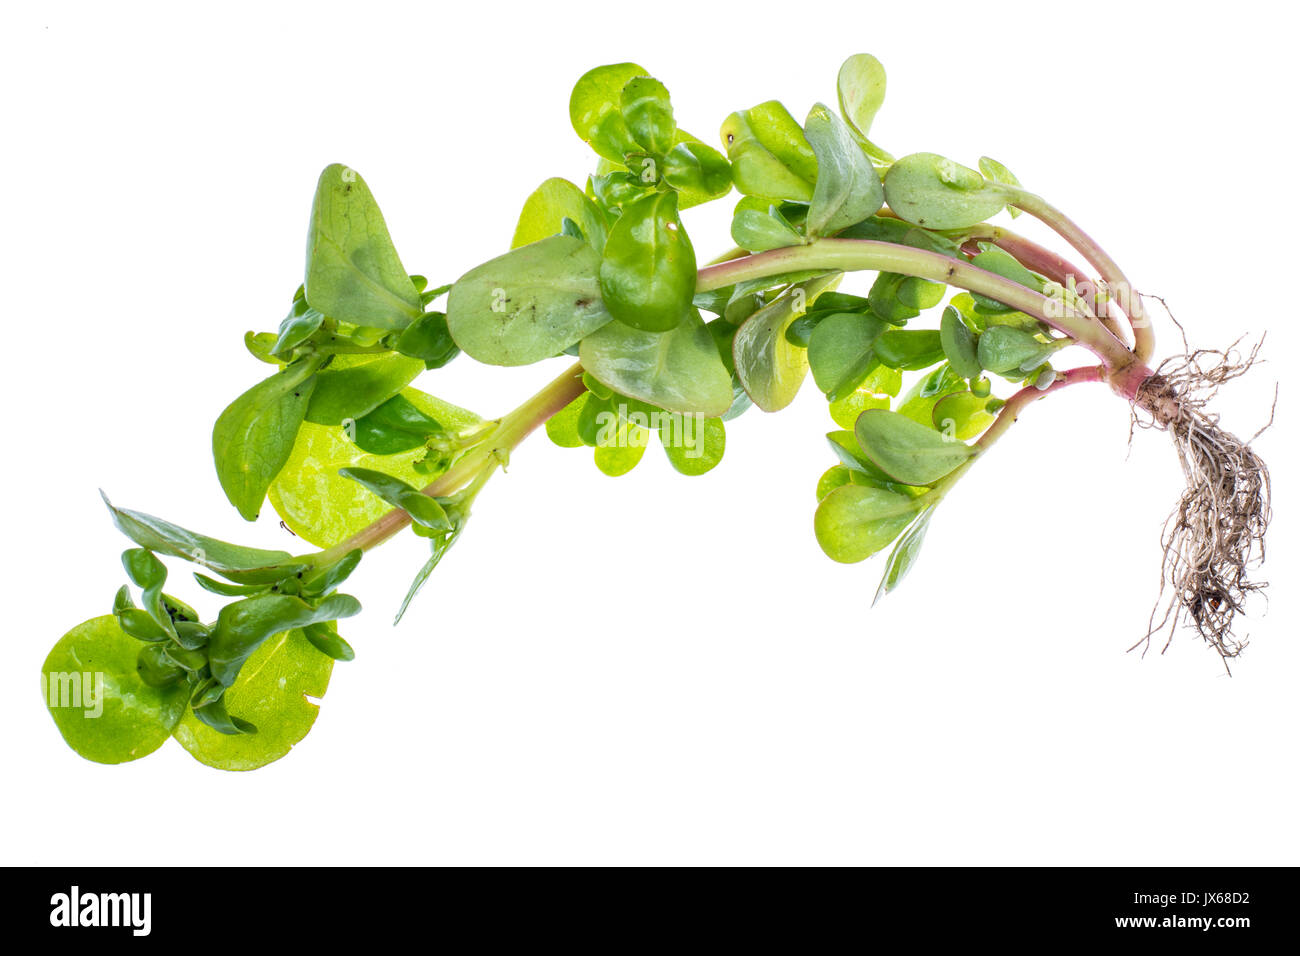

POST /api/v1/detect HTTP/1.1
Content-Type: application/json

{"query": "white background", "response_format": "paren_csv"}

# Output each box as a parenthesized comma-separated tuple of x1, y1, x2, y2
(3, 1, 1295, 865)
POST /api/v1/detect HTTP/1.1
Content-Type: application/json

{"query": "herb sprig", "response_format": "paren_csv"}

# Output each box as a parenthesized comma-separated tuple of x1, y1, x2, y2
(42, 54, 1270, 770)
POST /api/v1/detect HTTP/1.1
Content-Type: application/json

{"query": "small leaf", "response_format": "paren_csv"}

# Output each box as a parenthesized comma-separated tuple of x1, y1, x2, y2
(932, 391, 995, 440)
(213, 359, 319, 521)
(804, 103, 884, 237)
(731, 198, 804, 252)
(350, 393, 448, 455)
(569, 62, 648, 161)
(42, 616, 188, 764)
(621, 75, 676, 155)
(511, 177, 608, 251)
(598, 191, 696, 332)
(978, 157, 1022, 218)
(301, 549, 363, 597)
(545, 393, 588, 449)
(447, 235, 613, 365)
(172, 628, 335, 770)
(271, 298, 325, 357)
(593, 416, 650, 476)
(940, 306, 982, 379)
(733, 274, 842, 411)
(102, 492, 307, 583)
(873, 330, 945, 372)
(828, 385, 890, 430)
(208, 593, 361, 687)
(662, 141, 732, 200)
(883, 153, 1009, 229)
(976, 326, 1054, 375)
(854, 409, 976, 485)
(874, 505, 938, 603)
(339, 467, 452, 533)
(580, 307, 732, 416)
(807, 311, 887, 397)
(720, 102, 817, 202)
(394, 311, 460, 369)
(269, 387, 483, 548)
(837, 53, 887, 138)
(660, 415, 725, 475)
(814, 485, 922, 563)
(305, 353, 425, 426)
(302, 621, 355, 662)
(304, 164, 422, 330)
(969, 243, 1043, 313)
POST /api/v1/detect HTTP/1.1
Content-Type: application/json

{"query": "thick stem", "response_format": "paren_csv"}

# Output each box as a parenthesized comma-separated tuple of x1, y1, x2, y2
(1005, 189, 1155, 364)
(309, 362, 586, 565)
(696, 239, 1134, 369)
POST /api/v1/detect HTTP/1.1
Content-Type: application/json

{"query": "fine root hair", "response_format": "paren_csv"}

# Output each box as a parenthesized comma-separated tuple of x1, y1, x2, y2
(1131, 339, 1273, 669)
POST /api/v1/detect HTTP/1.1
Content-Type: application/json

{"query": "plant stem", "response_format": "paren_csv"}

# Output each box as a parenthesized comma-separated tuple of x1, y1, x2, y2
(927, 365, 1105, 499)
(308, 362, 586, 565)
(696, 239, 1134, 369)
(1003, 188, 1155, 364)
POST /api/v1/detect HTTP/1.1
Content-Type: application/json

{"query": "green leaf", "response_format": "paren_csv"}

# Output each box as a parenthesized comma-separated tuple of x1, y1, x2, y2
(621, 75, 675, 154)
(807, 311, 887, 398)
(874, 505, 937, 604)
(269, 387, 482, 548)
(570, 62, 647, 161)
(969, 243, 1043, 312)
(208, 593, 361, 687)
(511, 177, 608, 251)
(804, 103, 884, 237)
(828, 385, 891, 429)
(978, 157, 1022, 218)
(854, 409, 976, 485)
(593, 415, 650, 476)
(976, 326, 1054, 375)
(42, 615, 189, 764)
(580, 307, 733, 416)
(932, 390, 995, 440)
(836, 215, 963, 257)
(874, 330, 945, 371)
(302, 621, 355, 662)
(305, 353, 425, 426)
(662, 141, 732, 200)
(598, 191, 696, 332)
(545, 393, 588, 448)
(304, 164, 422, 330)
(102, 492, 306, 583)
(301, 549, 363, 598)
(883, 153, 1009, 229)
(733, 274, 842, 411)
(814, 485, 923, 563)
(731, 197, 804, 252)
(896, 364, 968, 428)
(172, 627, 334, 770)
(213, 359, 319, 521)
(447, 235, 612, 365)
(394, 311, 460, 369)
(271, 297, 325, 357)
(837, 53, 887, 138)
(720, 102, 817, 202)
(940, 305, 982, 379)
(660, 415, 725, 475)
(339, 467, 452, 533)
(350, 393, 448, 455)
(396, 516, 467, 623)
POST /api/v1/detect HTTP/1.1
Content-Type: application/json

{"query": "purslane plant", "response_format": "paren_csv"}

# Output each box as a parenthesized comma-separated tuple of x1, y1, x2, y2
(43, 54, 1272, 770)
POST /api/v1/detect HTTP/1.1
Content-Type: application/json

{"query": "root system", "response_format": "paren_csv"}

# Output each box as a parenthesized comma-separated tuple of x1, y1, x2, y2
(1131, 340, 1273, 668)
